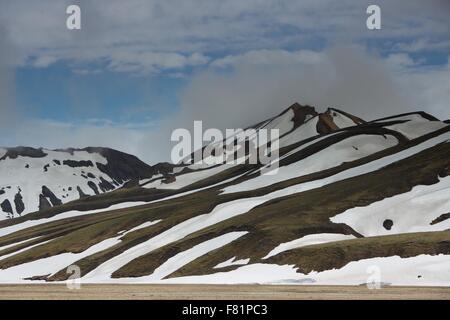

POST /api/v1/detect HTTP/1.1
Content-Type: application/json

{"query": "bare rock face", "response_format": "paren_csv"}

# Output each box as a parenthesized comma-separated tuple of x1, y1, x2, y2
(14, 192, 25, 215)
(317, 108, 365, 134)
(162, 175, 176, 184)
(0, 200, 13, 215)
(383, 219, 394, 230)
(41, 185, 63, 207)
(38, 194, 52, 211)
(280, 103, 319, 129)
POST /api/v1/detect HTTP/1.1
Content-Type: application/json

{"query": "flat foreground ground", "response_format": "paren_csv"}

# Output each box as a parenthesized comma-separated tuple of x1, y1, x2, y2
(0, 284, 449, 300)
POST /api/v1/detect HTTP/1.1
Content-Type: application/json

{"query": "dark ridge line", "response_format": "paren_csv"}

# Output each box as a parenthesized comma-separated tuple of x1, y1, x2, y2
(212, 124, 450, 200)
(370, 111, 440, 122)
(276, 127, 408, 170)
(245, 102, 317, 130)
(430, 213, 450, 225)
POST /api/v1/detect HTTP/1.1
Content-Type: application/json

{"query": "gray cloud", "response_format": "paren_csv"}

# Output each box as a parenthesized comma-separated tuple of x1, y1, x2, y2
(0, 24, 18, 132)
(176, 46, 412, 129)
(142, 45, 447, 163)
(1, 0, 449, 72)
(1, 1, 449, 163)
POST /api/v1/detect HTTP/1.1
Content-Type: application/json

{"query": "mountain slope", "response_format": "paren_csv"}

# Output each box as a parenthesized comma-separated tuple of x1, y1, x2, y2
(0, 147, 171, 219)
(0, 103, 449, 286)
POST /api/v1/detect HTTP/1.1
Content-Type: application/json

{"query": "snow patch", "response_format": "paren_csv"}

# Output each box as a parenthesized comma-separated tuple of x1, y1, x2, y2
(214, 256, 250, 269)
(331, 175, 450, 237)
(263, 233, 356, 259)
(123, 220, 162, 235)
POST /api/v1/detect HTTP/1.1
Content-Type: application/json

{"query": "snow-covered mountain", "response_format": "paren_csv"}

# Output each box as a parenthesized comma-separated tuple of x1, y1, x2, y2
(0, 147, 171, 219)
(0, 103, 449, 286)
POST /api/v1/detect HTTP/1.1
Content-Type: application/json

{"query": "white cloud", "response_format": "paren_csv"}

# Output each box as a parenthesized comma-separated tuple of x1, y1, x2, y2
(106, 51, 210, 74)
(211, 50, 325, 68)
(172, 46, 450, 143)
(385, 53, 417, 69)
(31, 55, 59, 68)
(1, 0, 449, 72)
(180, 46, 412, 130)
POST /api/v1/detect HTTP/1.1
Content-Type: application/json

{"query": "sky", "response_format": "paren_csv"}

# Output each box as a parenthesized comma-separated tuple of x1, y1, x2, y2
(0, 0, 449, 163)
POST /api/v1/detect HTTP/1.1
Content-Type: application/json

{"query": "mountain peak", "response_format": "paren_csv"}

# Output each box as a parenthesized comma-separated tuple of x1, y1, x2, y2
(275, 102, 318, 130)
(0, 146, 173, 218)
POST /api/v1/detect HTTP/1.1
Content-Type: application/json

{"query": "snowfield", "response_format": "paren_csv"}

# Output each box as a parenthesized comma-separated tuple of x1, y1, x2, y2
(331, 175, 450, 236)
(0, 149, 112, 218)
(0, 106, 449, 286)
(279, 116, 319, 148)
(261, 108, 295, 137)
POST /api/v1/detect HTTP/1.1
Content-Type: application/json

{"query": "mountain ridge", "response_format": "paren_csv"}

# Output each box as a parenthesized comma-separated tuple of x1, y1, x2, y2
(0, 146, 174, 218)
(0, 102, 449, 285)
